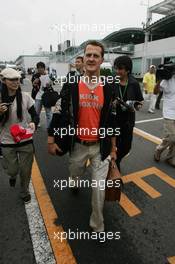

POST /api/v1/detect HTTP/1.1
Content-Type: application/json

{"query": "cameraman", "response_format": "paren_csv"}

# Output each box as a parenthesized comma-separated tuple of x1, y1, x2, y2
(154, 66, 175, 167)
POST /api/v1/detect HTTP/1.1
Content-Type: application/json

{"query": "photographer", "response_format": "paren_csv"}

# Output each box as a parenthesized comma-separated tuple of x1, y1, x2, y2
(154, 63, 175, 167)
(0, 68, 39, 203)
(112, 56, 144, 171)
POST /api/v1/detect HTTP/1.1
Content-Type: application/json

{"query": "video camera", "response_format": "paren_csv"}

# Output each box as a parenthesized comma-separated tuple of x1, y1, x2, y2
(156, 63, 175, 80)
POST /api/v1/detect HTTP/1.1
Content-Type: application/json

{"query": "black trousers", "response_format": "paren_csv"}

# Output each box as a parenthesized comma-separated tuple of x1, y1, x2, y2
(155, 91, 163, 108)
(116, 122, 134, 171)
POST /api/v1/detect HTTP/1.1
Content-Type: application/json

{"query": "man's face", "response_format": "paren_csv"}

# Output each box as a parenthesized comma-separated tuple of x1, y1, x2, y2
(75, 59, 83, 71)
(116, 67, 128, 80)
(84, 45, 103, 74)
(37, 66, 45, 75)
(150, 67, 155, 74)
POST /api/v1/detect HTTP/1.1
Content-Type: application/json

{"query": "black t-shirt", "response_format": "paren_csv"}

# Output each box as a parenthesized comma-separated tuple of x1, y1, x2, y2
(114, 75, 144, 127)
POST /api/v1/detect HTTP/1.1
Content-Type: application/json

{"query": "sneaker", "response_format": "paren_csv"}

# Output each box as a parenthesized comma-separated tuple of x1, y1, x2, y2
(22, 194, 31, 204)
(154, 149, 162, 162)
(9, 178, 16, 187)
(166, 146, 173, 159)
(148, 109, 155, 114)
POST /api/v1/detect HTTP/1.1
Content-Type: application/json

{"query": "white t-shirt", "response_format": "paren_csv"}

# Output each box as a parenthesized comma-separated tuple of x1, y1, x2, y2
(35, 74, 51, 100)
(160, 76, 175, 120)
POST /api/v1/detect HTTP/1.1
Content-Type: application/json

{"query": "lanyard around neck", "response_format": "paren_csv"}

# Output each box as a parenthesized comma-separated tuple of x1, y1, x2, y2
(118, 80, 128, 100)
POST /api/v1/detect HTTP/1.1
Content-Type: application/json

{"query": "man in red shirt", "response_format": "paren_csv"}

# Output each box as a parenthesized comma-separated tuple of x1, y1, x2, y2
(48, 41, 116, 232)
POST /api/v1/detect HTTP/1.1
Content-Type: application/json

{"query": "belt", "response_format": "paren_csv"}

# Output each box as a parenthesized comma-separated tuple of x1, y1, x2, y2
(75, 138, 99, 146)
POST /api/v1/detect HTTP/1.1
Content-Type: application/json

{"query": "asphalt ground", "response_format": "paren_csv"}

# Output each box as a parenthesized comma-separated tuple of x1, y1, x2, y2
(0, 162, 36, 264)
(0, 78, 175, 264)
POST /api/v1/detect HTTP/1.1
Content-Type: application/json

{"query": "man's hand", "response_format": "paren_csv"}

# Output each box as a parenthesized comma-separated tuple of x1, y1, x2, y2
(134, 101, 143, 111)
(48, 143, 62, 155)
(110, 137, 117, 160)
(110, 149, 117, 161)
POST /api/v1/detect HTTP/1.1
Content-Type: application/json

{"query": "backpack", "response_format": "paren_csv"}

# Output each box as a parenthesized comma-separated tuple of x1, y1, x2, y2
(41, 86, 60, 108)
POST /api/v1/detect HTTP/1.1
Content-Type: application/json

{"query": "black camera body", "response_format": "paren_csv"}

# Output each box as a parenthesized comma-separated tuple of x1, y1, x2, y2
(156, 63, 175, 80)
(111, 97, 142, 114)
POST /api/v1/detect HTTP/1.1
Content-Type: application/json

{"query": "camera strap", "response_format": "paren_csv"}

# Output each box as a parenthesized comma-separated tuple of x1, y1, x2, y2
(118, 80, 128, 100)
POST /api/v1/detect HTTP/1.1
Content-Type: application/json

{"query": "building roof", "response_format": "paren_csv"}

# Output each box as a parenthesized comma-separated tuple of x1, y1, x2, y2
(15, 54, 50, 63)
(149, 0, 175, 16)
(146, 13, 175, 40)
(103, 28, 145, 44)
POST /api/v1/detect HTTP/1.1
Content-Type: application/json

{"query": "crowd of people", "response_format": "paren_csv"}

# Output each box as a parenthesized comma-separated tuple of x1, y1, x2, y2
(0, 40, 175, 233)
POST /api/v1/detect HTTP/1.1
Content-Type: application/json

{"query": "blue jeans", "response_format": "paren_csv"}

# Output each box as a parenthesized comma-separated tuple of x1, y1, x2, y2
(35, 99, 53, 128)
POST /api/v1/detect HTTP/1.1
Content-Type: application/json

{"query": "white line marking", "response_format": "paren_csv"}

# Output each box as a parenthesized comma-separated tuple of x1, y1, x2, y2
(135, 117, 163, 124)
(25, 182, 56, 264)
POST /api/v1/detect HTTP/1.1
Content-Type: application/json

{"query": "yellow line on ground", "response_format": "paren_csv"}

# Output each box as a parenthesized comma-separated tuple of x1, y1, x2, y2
(120, 166, 175, 217)
(134, 127, 162, 145)
(152, 167, 175, 188)
(121, 167, 157, 183)
(32, 158, 77, 264)
(132, 177, 161, 199)
(119, 192, 141, 217)
(168, 256, 175, 264)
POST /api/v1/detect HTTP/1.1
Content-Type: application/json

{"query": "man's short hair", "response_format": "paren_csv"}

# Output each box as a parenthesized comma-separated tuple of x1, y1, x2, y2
(76, 56, 84, 62)
(84, 40, 104, 58)
(114, 55, 133, 74)
(36, 61, 45, 69)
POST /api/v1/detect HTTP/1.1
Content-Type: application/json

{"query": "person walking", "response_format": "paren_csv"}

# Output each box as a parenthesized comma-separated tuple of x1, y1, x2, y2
(154, 72, 175, 167)
(112, 55, 144, 171)
(0, 68, 39, 203)
(32, 62, 53, 128)
(143, 65, 156, 113)
(48, 41, 117, 232)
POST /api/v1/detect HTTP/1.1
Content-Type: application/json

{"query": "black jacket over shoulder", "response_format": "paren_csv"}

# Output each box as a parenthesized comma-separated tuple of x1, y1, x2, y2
(48, 77, 115, 161)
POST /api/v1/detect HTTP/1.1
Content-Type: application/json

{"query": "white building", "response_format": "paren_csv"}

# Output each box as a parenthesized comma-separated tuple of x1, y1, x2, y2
(64, 0, 175, 78)
(15, 55, 50, 71)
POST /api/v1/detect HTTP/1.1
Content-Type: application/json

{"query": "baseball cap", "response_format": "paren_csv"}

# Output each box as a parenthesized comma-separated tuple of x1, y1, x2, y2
(0, 68, 21, 79)
(150, 65, 156, 69)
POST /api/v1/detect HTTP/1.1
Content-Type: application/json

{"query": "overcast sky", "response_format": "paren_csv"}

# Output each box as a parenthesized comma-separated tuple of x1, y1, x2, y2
(0, 0, 162, 61)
